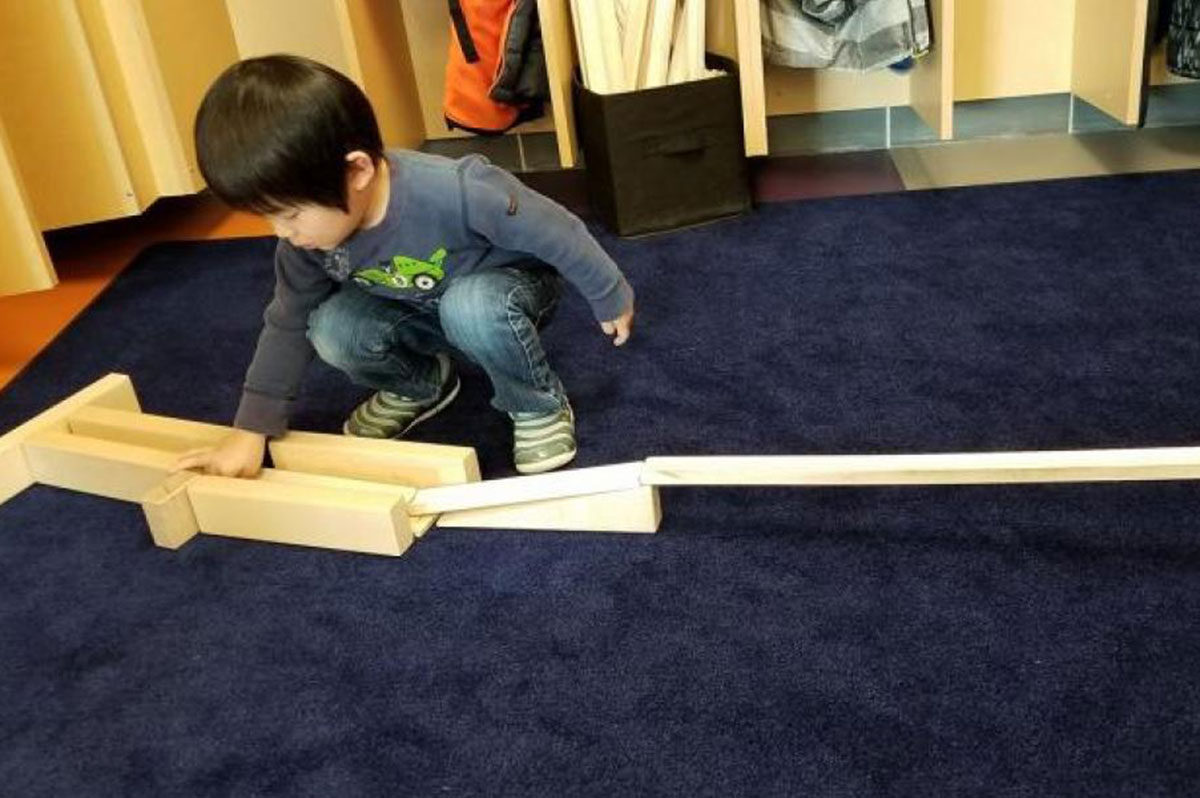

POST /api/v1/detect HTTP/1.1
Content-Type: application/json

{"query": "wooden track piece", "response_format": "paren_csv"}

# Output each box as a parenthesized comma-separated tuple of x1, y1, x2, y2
(269, 431, 479, 489)
(438, 485, 661, 533)
(641, 449, 1200, 486)
(409, 462, 644, 515)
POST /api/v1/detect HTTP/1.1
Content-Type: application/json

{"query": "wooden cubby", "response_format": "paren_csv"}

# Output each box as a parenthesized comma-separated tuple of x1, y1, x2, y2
(0, 0, 1193, 296)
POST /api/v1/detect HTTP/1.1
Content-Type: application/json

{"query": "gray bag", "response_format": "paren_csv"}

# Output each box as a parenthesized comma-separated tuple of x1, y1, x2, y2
(761, 0, 931, 71)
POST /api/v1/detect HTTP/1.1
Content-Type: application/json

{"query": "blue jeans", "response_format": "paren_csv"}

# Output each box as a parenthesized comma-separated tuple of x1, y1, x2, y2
(307, 265, 566, 414)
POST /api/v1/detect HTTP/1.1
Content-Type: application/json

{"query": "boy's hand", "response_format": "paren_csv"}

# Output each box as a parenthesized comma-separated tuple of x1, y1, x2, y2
(173, 428, 266, 478)
(601, 305, 635, 346)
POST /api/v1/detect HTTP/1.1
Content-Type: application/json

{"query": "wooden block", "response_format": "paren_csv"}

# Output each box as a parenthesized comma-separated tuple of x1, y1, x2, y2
(438, 485, 661, 533)
(141, 472, 200, 549)
(255, 468, 436, 539)
(641, 448, 1200, 487)
(409, 462, 644, 515)
(269, 431, 479, 488)
(69, 406, 480, 490)
(23, 430, 175, 502)
(68, 406, 229, 453)
(187, 470, 416, 557)
(0, 373, 140, 506)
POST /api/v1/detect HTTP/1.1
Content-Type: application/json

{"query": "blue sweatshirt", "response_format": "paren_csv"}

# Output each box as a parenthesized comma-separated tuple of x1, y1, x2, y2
(235, 151, 634, 436)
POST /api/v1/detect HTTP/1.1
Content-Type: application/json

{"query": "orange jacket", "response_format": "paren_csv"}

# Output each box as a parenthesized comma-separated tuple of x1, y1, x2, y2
(444, 0, 548, 135)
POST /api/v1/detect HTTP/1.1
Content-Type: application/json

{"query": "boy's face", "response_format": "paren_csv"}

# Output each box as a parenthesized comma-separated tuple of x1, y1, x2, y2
(264, 152, 384, 251)
(265, 204, 359, 252)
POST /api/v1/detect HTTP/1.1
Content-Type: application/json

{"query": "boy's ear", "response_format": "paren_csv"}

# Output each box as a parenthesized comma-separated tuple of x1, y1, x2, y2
(344, 150, 377, 191)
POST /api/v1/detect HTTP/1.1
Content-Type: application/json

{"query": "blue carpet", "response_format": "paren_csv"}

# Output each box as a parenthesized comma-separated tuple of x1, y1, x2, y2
(3, 171, 1200, 796)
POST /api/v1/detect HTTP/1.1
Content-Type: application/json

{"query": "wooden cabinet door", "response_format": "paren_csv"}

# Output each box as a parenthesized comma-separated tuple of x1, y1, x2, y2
(0, 118, 55, 296)
(0, 0, 138, 231)
(1072, 0, 1151, 125)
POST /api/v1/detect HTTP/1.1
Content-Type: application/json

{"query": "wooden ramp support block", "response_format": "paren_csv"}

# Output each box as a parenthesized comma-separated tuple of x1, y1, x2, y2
(141, 472, 200, 550)
(412, 463, 662, 533)
(269, 432, 480, 489)
(187, 469, 423, 557)
(257, 468, 437, 539)
(438, 485, 661, 533)
(640, 448, 1200, 486)
(0, 373, 140, 506)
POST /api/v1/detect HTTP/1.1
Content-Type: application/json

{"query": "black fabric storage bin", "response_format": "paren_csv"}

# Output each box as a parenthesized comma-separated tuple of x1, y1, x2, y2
(573, 55, 750, 237)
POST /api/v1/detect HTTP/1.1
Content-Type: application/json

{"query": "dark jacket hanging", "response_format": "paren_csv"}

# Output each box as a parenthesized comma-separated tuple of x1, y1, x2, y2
(1166, 0, 1200, 78)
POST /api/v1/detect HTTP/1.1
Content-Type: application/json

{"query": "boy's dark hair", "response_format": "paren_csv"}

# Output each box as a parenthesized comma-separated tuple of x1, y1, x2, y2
(195, 55, 384, 213)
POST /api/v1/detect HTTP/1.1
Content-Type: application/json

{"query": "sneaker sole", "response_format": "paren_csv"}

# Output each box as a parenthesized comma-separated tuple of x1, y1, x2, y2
(514, 446, 577, 475)
(342, 375, 461, 439)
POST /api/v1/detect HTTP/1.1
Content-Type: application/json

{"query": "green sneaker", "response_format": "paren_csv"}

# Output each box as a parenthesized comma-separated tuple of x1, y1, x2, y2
(511, 403, 576, 474)
(343, 353, 460, 439)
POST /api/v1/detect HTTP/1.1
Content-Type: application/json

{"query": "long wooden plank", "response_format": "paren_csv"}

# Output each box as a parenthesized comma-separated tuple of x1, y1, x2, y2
(575, 0, 611, 93)
(641, 0, 675, 89)
(0, 374, 140, 506)
(438, 485, 661, 533)
(23, 430, 174, 502)
(667, 0, 690, 85)
(731, 0, 767, 154)
(641, 448, 1200, 486)
(409, 462, 644, 515)
(538, 0, 580, 167)
(595, 0, 627, 91)
(187, 472, 414, 557)
(269, 431, 479, 489)
(621, 0, 651, 86)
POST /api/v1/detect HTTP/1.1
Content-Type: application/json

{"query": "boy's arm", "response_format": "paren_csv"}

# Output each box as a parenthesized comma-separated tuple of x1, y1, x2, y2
(234, 244, 335, 437)
(460, 157, 634, 326)
(175, 244, 332, 477)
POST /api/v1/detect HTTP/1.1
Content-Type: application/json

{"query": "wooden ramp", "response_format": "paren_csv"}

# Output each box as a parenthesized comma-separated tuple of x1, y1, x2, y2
(5, 374, 1200, 557)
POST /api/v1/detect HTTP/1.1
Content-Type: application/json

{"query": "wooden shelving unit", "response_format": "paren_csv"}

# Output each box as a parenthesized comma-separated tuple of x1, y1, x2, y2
(0, 0, 1193, 297)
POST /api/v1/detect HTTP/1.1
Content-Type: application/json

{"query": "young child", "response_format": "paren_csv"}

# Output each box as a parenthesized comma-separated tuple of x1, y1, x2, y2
(175, 55, 634, 477)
